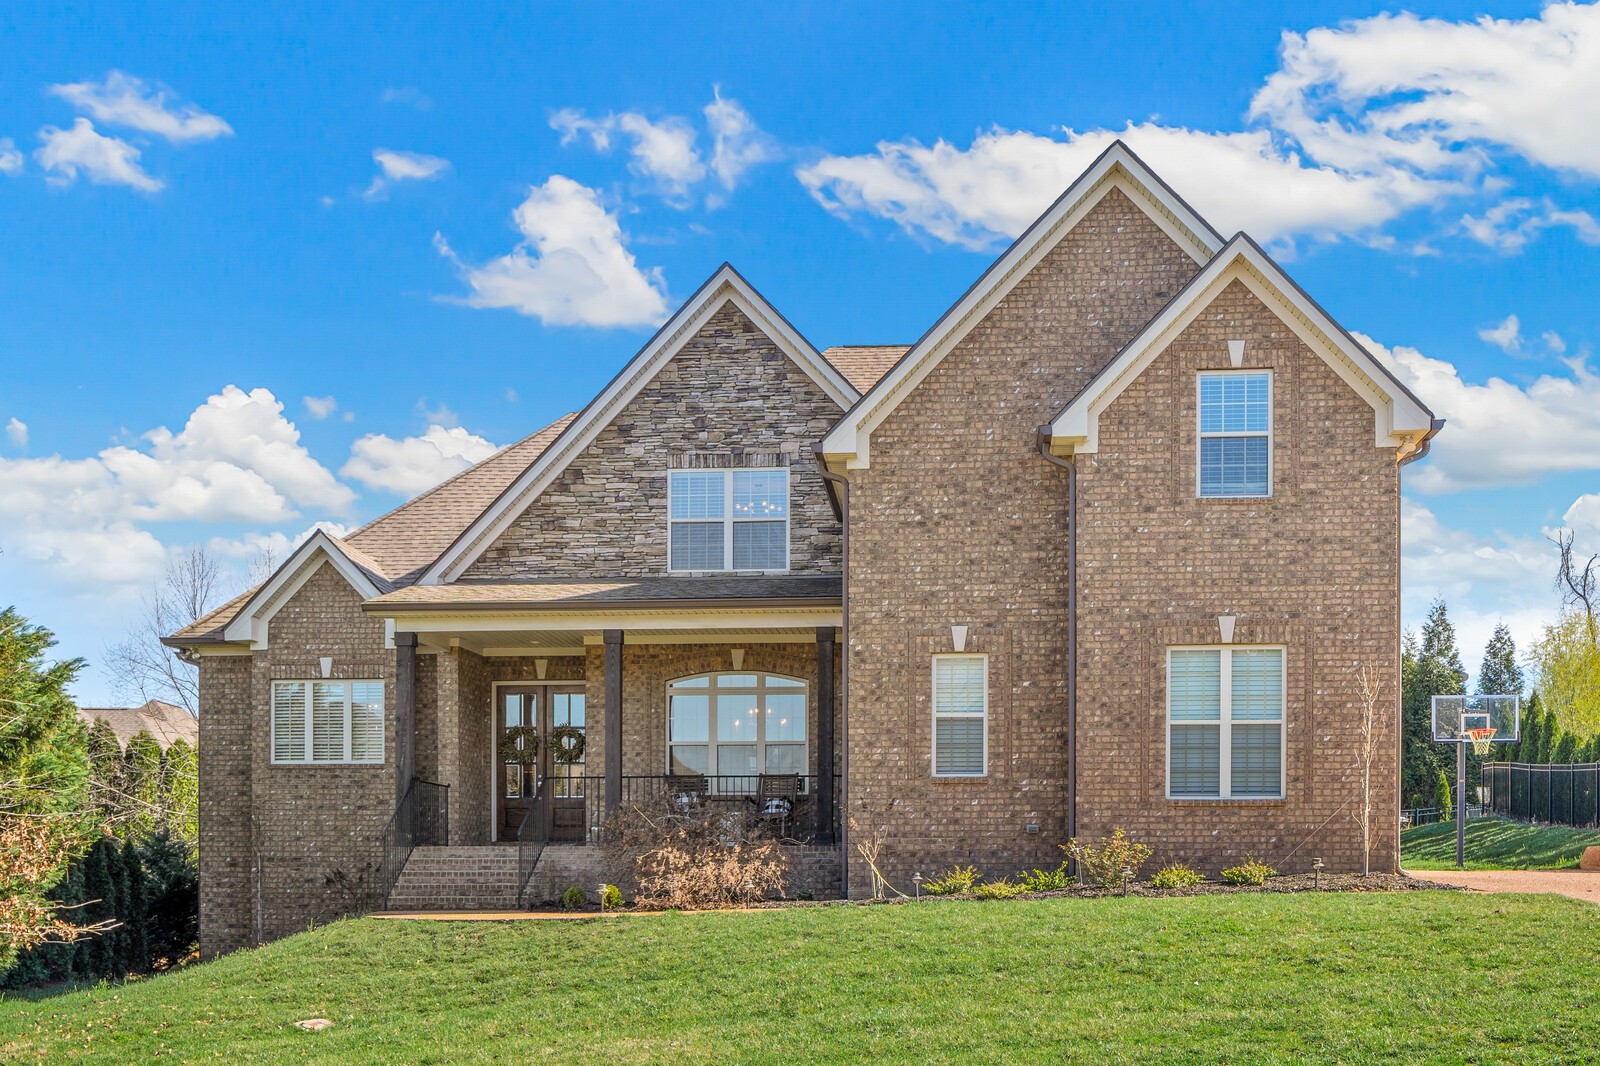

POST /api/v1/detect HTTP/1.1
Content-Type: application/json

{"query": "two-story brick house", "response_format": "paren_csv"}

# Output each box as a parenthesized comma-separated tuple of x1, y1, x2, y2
(167, 143, 1439, 956)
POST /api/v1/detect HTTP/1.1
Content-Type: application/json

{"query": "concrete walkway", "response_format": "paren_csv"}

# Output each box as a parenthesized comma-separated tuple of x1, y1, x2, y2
(1406, 868, 1600, 905)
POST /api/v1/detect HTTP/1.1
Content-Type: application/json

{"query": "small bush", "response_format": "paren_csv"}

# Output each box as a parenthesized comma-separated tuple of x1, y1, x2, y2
(1064, 829, 1152, 889)
(1150, 863, 1203, 889)
(1018, 865, 1074, 892)
(973, 879, 1024, 899)
(599, 794, 787, 910)
(560, 885, 586, 910)
(1221, 858, 1276, 886)
(922, 865, 980, 896)
(599, 884, 623, 910)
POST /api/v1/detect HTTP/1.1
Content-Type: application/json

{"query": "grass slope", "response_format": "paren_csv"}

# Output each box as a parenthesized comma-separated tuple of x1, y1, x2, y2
(4, 892, 1600, 1063)
(1402, 816, 1600, 870)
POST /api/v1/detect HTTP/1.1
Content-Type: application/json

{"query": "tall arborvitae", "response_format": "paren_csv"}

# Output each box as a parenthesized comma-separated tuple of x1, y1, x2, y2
(121, 732, 166, 841)
(160, 738, 198, 847)
(1477, 622, 1525, 697)
(119, 838, 148, 976)
(1523, 692, 1547, 763)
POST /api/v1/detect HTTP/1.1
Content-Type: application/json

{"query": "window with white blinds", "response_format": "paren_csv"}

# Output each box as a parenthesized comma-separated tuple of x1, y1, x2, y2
(932, 655, 988, 777)
(271, 680, 385, 765)
(1167, 647, 1283, 798)
(668, 468, 789, 572)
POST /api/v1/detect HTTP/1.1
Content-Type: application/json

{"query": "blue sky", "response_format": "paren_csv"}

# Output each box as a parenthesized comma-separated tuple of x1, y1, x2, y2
(2, 1, 1597, 702)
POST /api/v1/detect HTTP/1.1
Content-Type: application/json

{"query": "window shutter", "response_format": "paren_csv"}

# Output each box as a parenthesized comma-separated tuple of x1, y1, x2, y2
(273, 682, 306, 762)
(311, 682, 345, 762)
(350, 681, 385, 762)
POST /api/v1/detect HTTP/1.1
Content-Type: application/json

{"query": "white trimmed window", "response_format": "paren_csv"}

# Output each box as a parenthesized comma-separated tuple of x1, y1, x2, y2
(668, 468, 789, 572)
(271, 680, 385, 765)
(1198, 371, 1271, 497)
(932, 655, 987, 777)
(1167, 647, 1283, 799)
(666, 672, 807, 789)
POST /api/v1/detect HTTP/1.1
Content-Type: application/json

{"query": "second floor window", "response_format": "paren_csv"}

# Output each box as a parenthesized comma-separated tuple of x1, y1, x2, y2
(1198, 370, 1271, 497)
(668, 468, 789, 571)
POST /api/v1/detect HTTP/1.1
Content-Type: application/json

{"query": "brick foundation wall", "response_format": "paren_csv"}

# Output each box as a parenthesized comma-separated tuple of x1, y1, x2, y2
(466, 303, 846, 579)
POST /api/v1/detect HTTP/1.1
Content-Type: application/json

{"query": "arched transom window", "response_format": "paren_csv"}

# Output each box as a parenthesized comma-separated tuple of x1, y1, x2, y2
(667, 672, 807, 781)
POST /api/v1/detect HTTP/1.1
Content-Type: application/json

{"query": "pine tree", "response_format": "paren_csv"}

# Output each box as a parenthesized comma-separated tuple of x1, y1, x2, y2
(1554, 732, 1578, 765)
(1540, 708, 1558, 766)
(120, 839, 148, 975)
(1477, 623, 1525, 697)
(1402, 600, 1468, 805)
(1523, 693, 1547, 762)
(77, 839, 117, 980)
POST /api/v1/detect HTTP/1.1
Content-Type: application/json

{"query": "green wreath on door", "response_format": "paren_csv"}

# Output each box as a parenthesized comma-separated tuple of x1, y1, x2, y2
(502, 726, 540, 766)
(549, 725, 586, 764)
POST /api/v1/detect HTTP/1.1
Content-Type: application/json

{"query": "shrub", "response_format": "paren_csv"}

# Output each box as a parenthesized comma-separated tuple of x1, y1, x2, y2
(1150, 863, 1203, 889)
(1221, 858, 1276, 886)
(599, 794, 787, 910)
(973, 879, 1024, 899)
(599, 884, 623, 911)
(1017, 865, 1074, 892)
(560, 885, 586, 910)
(922, 865, 980, 896)
(1064, 829, 1152, 889)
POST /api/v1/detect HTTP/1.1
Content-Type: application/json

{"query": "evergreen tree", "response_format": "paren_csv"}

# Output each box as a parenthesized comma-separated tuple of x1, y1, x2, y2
(160, 738, 198, 847)
(1435, 770, 1454, 820)
(76, 839, 117, 980)
(1554, 732, 1578, 765)
(1477, 623, 1525, 697)
(121, 732, 166, 841)
(119, 839, 148, 976)
(1540, 708, 1558, 766)
(1523, 693, 1547, 762)
(1402, 600, 1468, 805)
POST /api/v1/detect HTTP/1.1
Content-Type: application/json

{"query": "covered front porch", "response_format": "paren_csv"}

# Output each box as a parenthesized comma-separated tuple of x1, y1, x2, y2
(370, 577, 844, 906)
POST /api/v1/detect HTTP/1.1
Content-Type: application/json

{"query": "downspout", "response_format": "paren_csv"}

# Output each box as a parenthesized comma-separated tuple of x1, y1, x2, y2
(1397, 418, 1445, 468)
(815, 447, 851, 898)
(1035, 429, 1077, 852)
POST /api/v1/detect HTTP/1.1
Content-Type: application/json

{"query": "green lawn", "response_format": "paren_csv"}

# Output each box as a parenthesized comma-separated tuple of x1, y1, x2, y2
(4, 892, 1600, 1063)
(1402, 815, 1600, 870)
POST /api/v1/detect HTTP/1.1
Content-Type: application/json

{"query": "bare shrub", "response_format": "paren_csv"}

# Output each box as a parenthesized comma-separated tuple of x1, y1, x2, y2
(1064, 828, 1152, 889)
(600, 793, 787, 910)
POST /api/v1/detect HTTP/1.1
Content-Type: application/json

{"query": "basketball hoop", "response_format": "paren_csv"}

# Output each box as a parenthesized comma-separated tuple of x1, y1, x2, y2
(1464, 727, 1497, 757)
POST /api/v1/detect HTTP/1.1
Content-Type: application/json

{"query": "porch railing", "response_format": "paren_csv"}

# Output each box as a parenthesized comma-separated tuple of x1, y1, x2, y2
(546, 774, 839, 846)
(515, 780, 551, 908)
(380, 777, 449, 908)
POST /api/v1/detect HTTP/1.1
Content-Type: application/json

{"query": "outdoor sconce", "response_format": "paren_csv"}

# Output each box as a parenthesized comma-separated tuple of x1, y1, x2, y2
(913, 872, 923, 899)
(731, 648, 745, 670)
(319, 656, 333, 678)
(950, 625, 969, 652)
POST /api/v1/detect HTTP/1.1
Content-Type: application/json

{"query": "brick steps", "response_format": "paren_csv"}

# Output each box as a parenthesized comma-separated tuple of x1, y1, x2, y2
(387, 845, 523, 911)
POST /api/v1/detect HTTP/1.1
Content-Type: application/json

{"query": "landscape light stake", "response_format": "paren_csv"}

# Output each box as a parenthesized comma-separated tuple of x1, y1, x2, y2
(1121, 866, 1132, 897)
(1312, 857, 1324, 889)
(913, 872, 923, 899)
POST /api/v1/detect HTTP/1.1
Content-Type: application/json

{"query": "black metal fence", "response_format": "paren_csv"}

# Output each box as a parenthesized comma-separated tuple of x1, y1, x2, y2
(544, 774, 839, 845)
(380, 778, 449, 907)
(1400, 805, 1483, 827)
(1481, 762, 1600, 828)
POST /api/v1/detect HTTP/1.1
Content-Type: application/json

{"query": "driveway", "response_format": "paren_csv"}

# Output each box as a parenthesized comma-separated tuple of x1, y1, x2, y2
(1406, 868, 1600, 905)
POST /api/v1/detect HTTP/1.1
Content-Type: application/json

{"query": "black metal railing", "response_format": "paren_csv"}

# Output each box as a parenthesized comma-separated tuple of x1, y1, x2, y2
(1482, 762, 1600, 827)
(549, 774, 839, 845)
(1400, 804, 1483, 827)
(515, 780, 551, 907)
(380, 777, 449, 908)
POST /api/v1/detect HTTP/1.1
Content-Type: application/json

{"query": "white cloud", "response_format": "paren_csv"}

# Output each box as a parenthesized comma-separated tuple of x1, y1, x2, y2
(35, 118, 163, 191)
(1251, 4, 1600, 179)
(0, 138, 21, 176)
(1459, 197, 1600, 253)
(704, 87, 778, 191)
(49, 70, 231, 143)
(303, 395, 338, 420)
(1478, 314, 1522, 355)
(436, 175, 670, 328)
(0, 386, 352, 588)
(1365, 332, 1600, 492)
(364, 148, 451, 200)
(798, 124, 1457, 251)
(380, 86, 432, 110)
(5, 418, 27, 447)
(1544, 331, 1568, 354)
(342, 424, 498, 495)
(551, 108, 705, 200)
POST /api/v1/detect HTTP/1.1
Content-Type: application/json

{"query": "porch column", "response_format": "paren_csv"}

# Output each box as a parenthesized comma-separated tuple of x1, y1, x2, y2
(815, 626, 837, 846)
(604, 629, 623, 815)
(394, 631, 417, 809)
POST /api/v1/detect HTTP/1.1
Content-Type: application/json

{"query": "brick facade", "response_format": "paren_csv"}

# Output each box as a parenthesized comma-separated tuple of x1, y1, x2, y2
(465, 302, 845, 580)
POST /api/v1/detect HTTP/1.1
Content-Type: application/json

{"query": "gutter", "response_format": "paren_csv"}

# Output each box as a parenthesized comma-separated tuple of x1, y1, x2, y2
(1398, 418, 1445, 467)
(1035, 429, 1078, 853)
(814, 445, 851, 898)
(359, 594, 842, 613)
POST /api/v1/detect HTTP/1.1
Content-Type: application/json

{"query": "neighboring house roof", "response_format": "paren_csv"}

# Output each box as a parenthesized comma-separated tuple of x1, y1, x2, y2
(1045, 233, 1438, 458)
(76, 699, 197, 749)
(365, 575, 843, 611)
(821, 346, 909, 393)
(820, 140, 1226, 471)
(418, 263, 861, 586)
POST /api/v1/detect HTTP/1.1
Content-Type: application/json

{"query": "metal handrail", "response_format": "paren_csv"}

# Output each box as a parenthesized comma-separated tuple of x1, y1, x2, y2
(380, 777, 449, 909)
(515, 780, 550, 907)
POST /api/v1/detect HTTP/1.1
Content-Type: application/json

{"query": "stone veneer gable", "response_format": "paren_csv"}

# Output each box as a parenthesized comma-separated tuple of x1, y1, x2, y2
(465, 302, 846, 579)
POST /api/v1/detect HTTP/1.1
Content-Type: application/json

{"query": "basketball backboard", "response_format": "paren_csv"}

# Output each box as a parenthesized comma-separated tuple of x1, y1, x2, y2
(1431, 694, 1520, 744)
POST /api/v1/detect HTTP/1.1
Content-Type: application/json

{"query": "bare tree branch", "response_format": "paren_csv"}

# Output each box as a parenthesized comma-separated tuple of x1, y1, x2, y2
(1550, 529, 1599, 636)
(102, 545, 226, 716)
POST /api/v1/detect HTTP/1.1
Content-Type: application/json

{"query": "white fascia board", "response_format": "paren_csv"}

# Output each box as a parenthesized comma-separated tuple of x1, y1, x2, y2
(420, 265, 853, 585)
(821, 141, 1226, 471)
(1046, 238, 1436, 456)
(221, 531, 384, 647)
(389, 608, 843, 634)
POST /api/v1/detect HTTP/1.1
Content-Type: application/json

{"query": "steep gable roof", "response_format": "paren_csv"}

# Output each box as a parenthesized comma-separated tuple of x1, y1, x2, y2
(821, 345, 908, 392)
(820, 140, 1225, 470)
(418, 263, 857, 585)
(216, 529, 392, 648)
(1045, 233, 1438, 458)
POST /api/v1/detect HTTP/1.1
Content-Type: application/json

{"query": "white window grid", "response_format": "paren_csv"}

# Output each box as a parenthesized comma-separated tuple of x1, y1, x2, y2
(1196, 370, 1273, 499)
(667, 468, 790, 573)
(931, 654, 988, 778)
(1165, 646, 1285, 799)
(665, 672, 809, 790)
(271, 679, 385, 765)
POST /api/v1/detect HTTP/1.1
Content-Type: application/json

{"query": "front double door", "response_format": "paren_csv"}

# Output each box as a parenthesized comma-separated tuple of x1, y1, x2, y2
(497, 685, 587, 843)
